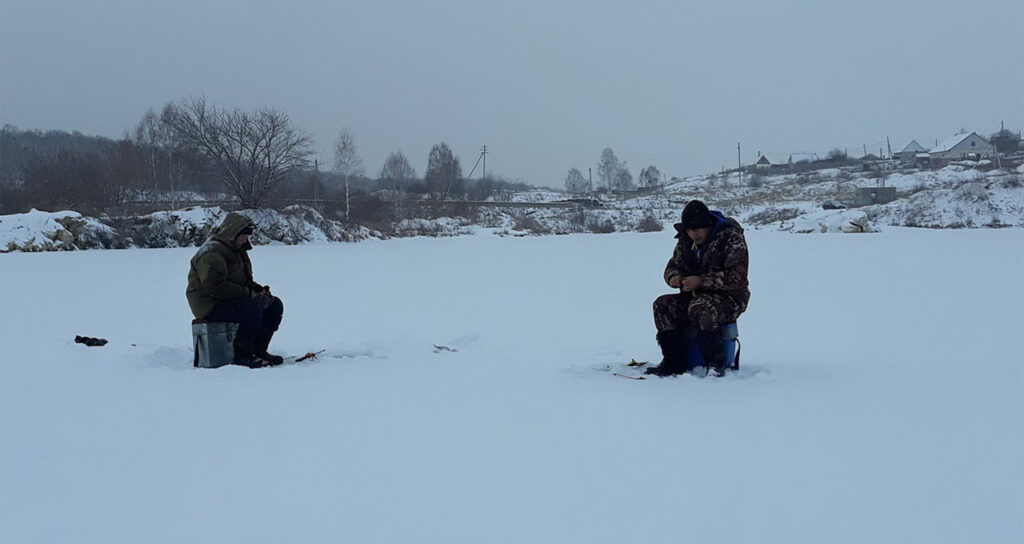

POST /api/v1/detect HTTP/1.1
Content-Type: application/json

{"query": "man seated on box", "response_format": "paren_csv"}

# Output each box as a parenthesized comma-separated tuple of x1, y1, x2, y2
(646, 200, 750, 377)
(186, 212, 284, 368)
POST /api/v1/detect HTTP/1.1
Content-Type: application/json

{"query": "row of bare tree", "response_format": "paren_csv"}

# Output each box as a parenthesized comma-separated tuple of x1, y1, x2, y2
(564, 147, 663, 194)
(1, 97, 531, 220)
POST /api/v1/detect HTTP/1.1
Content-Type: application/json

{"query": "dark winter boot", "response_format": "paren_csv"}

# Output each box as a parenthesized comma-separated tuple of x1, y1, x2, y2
(233, 338, 283, 368)
(252, 351, 284, 367)
(254, 328, 275, 353)
(698, 328, 727, 378)
(645, 329, 689, 377)
(252, 330, 284, 367)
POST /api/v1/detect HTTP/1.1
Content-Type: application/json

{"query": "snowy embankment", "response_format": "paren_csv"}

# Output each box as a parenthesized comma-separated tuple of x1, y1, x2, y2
(666, 163, 1024, 232)
(1, 228, 1021, 543)
(0, 209, 120, 251)
(0, 205, 381, 252)
(3, 164, 1022, 252)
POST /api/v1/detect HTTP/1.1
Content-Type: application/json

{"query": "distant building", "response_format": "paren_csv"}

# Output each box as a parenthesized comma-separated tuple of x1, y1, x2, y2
(754, 154, 772, 169)
(893, 140, 927, 161)
(929, 132, 994, 160)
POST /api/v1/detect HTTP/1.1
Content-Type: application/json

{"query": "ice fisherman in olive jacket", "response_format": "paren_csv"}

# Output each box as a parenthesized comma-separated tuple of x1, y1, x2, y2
(645, 200, 750, 377)
(186, 212, 284, 367)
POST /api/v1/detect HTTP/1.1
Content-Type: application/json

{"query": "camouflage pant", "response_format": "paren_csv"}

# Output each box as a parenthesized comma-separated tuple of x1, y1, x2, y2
(653, 292, 743, 333)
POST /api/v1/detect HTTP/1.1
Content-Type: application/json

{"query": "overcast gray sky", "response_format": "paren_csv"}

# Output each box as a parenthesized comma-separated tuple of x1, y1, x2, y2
(2, 0, 1022, 187)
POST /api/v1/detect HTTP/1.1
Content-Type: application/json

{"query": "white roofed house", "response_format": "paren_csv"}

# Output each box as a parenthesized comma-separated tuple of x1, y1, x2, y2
(929, 132, 994, 160)
(752, 152, 816, 170)
(753, 154, 773, 169)
(893, 140, 927, 161)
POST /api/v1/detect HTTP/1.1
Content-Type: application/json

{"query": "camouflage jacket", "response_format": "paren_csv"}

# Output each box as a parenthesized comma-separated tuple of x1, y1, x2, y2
(664, 213, 750, 309)
(185, 213, 263, 319)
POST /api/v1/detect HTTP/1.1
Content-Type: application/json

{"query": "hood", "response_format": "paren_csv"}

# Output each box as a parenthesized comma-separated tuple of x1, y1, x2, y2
(674, 210, 735, 239)
(213, 212, 254, 246)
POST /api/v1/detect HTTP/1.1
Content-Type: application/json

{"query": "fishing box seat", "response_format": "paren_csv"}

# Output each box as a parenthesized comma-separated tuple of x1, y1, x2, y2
(192, 319, 238, 369)
(684, 321, 741, 371)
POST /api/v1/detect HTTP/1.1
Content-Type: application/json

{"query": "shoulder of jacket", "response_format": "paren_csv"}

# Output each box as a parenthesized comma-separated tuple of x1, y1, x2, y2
(194, 240, 231, 261)
(718, 227, 747, 249)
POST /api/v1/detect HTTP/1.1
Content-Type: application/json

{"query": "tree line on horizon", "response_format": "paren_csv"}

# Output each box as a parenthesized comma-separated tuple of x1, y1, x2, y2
(0, 97, 531, 224)
(564, 147, 664, 195)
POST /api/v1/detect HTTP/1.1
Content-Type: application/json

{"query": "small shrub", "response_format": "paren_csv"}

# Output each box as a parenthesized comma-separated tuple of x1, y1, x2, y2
(826, 148, 848, 161)
(512, 215, 551, 235)
(635, 214, 664, 232)
(747, 207, 801, 224)
(587, 218, 616, 233)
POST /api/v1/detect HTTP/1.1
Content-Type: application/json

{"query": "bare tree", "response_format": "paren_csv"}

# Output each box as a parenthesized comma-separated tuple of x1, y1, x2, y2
(565, 167, 589, 194)
(379, 151, 416, 220)
(424, 142, 463, 198)
(333, 128, 364, 222)
(613, 164, 634, 191)
(638, 165, 661, 188)
(134, 107, 195, 206)
(597, 147, 620, 191)
(22, 151, 110, 212)
(826, 148, 848, 161)
(990, 127, 1021, 153)
(134, 109, 164, 196)
(161, 97, 314, 208)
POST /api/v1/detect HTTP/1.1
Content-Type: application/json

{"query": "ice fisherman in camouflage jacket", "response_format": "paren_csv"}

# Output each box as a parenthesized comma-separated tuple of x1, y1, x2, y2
(645, 200, 750, 377)
(186, 212, 285, 368)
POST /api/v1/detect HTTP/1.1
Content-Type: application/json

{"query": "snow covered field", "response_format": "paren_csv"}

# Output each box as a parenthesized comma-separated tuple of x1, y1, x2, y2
(1, 228, 1022, 543)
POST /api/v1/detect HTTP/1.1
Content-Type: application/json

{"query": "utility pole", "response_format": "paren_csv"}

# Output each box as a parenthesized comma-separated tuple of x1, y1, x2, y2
(737, 142, 743, 186)
(313, 159, 320, 210)
(481, 145, 488, 180)
(886, 136, 892, 159)
(466, 145, 489, 182)
(995, 122, 1004, 169)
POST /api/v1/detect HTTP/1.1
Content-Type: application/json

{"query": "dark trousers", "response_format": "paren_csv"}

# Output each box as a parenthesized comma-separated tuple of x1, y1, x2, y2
(653, 292, 742, 333)
(206, 294, 283, 351)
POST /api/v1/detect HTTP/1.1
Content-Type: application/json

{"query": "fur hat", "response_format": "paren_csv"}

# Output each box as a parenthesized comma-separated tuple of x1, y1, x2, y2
(681, 200, 716, 229)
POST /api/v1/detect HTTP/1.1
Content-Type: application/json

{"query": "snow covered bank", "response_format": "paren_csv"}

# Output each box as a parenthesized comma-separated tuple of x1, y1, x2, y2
(2, 164, 1022, 252)
(1, 206, 382, 252)
(669, 164, 1024, 232)
(0, 209, 121, 251)
(1, 228, 1021, 542)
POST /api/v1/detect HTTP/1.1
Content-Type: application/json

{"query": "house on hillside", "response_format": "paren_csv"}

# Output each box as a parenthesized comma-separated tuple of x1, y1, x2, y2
(752, 152, 824, 170)
(893, 140, 927, 161)
(929, 132, 994, 160)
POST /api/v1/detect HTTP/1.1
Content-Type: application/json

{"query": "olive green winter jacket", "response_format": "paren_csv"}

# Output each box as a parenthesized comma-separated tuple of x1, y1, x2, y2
(185, 213, 263, 319)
